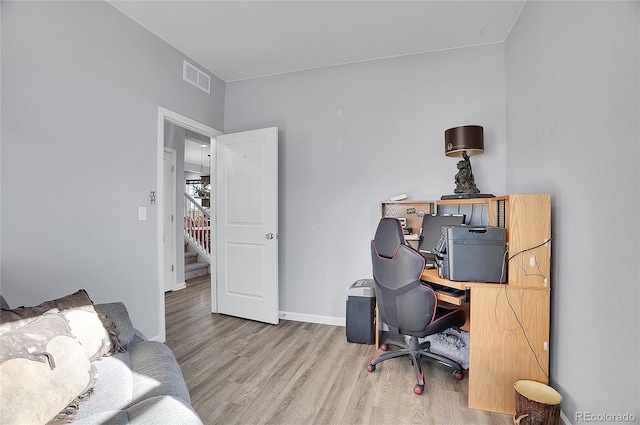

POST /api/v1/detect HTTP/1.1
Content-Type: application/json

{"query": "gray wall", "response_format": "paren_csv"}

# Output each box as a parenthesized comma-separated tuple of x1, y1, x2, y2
(505, 1, 639, 421)
(0, 1, 225, 340)
(225, 44, 507, 321)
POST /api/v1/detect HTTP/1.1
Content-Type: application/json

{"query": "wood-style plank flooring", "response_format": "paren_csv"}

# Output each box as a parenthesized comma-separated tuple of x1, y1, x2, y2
(165, 275, 512, 425)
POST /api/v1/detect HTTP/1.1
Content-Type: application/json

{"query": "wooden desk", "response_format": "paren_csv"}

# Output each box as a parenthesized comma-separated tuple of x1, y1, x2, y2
(376, 194, 552, 415)
(420, 269, 550, 415)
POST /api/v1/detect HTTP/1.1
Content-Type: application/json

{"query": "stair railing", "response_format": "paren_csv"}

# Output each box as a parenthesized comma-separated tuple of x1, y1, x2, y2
(184, 193, 212, 262)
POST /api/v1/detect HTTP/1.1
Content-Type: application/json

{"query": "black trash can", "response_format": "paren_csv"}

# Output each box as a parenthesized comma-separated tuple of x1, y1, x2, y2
(346, 279, 376, 344)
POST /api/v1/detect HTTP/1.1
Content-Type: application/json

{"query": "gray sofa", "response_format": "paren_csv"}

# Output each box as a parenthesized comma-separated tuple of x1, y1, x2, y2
(0, 293, 203, 425)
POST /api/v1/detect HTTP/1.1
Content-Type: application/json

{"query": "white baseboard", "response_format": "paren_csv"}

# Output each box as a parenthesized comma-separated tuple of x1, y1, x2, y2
(173, 282, 186, 291)
(279, 310, 345, 327)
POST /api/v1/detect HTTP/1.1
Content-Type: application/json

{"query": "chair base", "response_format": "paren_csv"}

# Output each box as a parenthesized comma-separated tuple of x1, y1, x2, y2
(367, 335, 464, 394)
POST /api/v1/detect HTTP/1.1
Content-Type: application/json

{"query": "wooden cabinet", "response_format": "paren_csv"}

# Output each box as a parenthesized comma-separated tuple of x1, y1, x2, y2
(468, 285, 550, 414)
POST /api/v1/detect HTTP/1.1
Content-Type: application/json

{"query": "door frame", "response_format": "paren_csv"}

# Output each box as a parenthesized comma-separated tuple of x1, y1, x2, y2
(163, 148, 178, 292)
(157, 107, 222, 342)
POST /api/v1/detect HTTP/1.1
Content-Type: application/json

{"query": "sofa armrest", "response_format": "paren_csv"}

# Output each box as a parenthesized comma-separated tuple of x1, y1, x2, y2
(133, 329, 147, 343)
(0, 295, 10, 310)
(94, 302, 137, 348)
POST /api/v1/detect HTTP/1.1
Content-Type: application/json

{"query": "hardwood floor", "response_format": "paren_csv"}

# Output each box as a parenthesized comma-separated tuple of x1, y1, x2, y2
(165, 275, 512, 425)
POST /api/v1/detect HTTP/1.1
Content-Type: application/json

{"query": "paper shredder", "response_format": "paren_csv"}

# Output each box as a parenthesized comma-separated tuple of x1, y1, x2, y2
(346, 279, 376, 344)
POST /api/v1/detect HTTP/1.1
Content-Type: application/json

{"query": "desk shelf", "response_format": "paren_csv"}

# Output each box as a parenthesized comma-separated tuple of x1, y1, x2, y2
(433, 290, 466, 306)
(380, 200, 434, 247)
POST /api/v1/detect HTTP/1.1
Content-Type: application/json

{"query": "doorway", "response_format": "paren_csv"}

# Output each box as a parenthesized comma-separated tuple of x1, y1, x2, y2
(157, 107, 221, 342)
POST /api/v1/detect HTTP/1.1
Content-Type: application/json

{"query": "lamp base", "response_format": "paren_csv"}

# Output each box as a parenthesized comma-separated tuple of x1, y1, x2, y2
(441, 193, 495, 200)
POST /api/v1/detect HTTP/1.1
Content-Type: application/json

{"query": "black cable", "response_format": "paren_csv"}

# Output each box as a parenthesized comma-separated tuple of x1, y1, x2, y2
(507, 237, 552, 263)
(503, 283, 549, 379)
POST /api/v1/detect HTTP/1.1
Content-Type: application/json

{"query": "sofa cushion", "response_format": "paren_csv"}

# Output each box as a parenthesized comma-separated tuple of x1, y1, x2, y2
(130, 341, 192, 404)
(74, 341, 194, 423)
(0, 289, 111, 360)
(72, 397, 202, 425)
(0, 311, 93, 424)
(73, 351, 134, 422)
(69, 410, 130, 425)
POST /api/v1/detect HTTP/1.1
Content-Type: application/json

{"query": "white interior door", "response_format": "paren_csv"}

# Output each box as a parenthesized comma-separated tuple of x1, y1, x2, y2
(163, 149, 177, 292)
(215, 127, 279, 324)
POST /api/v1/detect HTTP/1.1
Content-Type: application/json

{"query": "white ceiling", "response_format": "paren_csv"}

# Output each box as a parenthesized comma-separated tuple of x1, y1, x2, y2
(108, 0, 525, 82)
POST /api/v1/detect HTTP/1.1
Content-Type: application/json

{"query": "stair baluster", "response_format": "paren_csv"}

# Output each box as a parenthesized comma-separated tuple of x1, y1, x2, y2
(184, 192, 212, 263)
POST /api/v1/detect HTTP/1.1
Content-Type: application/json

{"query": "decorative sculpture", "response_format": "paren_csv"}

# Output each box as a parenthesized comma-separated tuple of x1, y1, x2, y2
(453, 152, 480, 194)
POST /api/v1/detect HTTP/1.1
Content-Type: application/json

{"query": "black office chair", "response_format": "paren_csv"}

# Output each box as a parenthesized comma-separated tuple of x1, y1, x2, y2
(367, 218, 466, 395)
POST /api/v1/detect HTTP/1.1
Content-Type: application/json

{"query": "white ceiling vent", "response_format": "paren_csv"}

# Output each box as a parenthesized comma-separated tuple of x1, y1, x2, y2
(183, 60, 211, 94)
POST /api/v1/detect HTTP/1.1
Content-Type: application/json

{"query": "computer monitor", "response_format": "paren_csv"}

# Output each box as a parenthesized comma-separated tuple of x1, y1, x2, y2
(418, 214, 465, 259)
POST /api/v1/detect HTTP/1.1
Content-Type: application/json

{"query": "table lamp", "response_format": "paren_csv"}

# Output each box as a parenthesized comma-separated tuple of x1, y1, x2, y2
(441, 125, 494, 200)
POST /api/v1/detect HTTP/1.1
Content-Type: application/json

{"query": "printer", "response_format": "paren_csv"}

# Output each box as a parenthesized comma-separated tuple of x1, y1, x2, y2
(434, 225, 507, 283)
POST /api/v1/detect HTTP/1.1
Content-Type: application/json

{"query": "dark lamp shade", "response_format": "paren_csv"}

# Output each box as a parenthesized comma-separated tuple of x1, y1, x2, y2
(444, 125, 484, 157)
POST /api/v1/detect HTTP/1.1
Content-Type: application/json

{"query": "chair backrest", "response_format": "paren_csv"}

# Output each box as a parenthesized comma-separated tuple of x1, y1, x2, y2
(373, 218, 407, 258)
(371, 218, 438, 336)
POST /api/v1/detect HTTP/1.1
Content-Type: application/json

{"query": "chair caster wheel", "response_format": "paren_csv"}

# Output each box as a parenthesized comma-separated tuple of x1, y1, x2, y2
(367, 364, 376, 373)
(414, 385, 424, 395)
(380, 344, 388, 352)
(454, 370, 463, 380)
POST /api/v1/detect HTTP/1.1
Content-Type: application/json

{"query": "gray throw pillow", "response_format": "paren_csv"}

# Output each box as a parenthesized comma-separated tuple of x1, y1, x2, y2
(94, 302, 135, 349)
